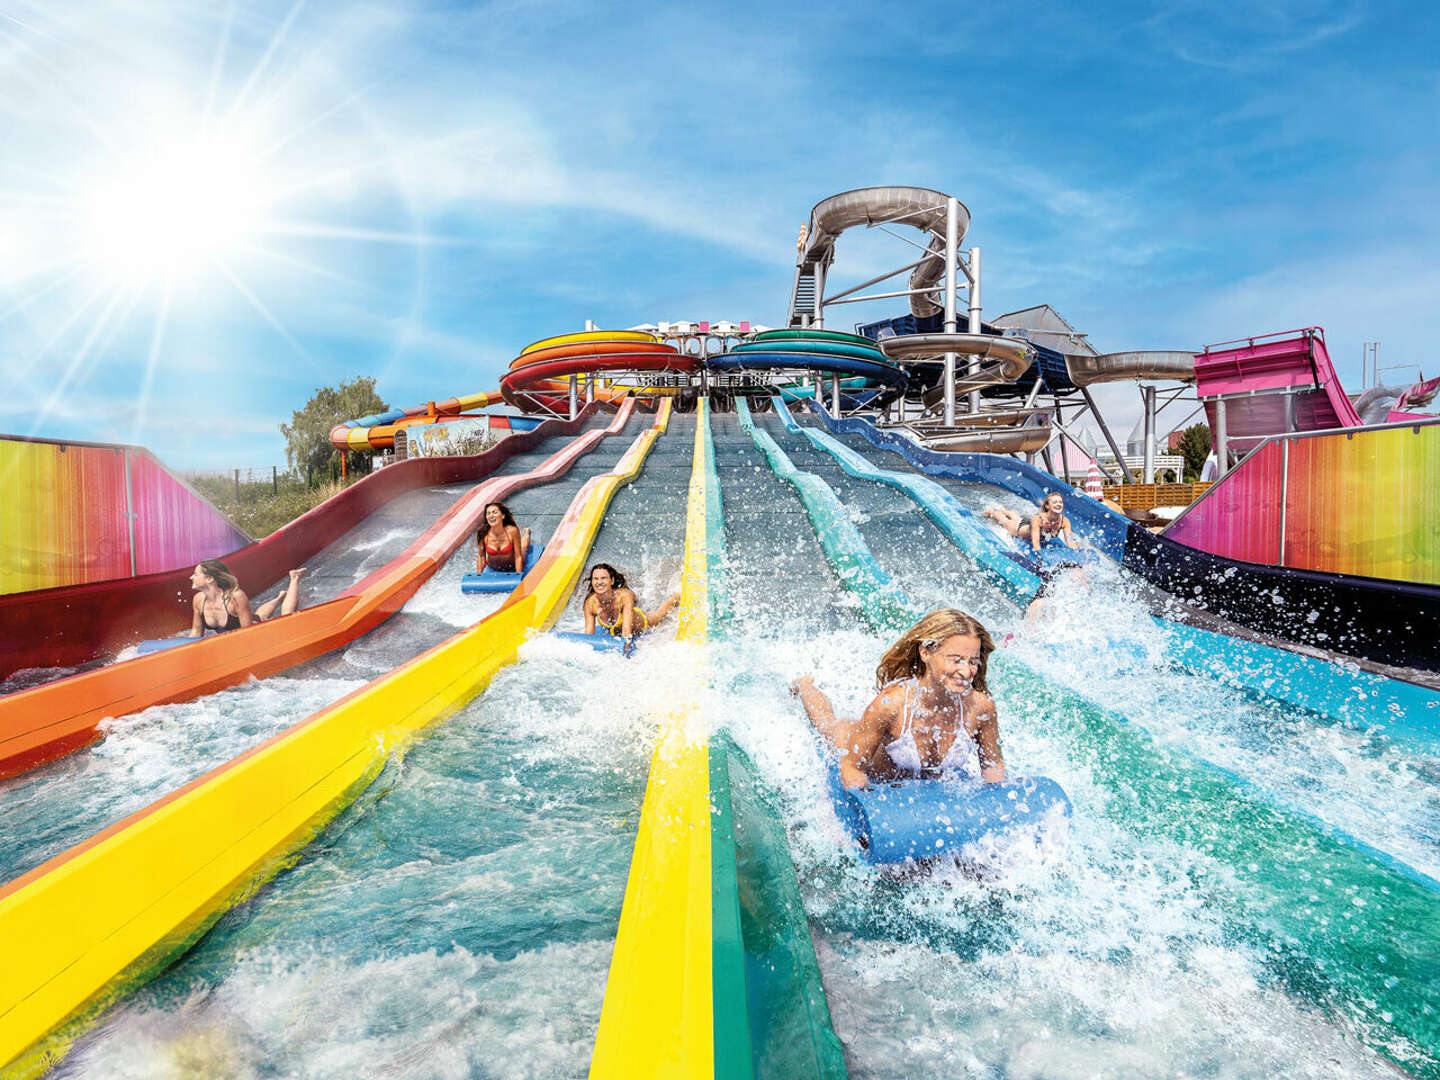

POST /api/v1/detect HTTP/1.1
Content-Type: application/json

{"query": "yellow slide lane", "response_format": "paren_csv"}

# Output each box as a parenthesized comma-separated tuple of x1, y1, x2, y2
(590, 400, 714, 1079)
(0, 401, 672, 1078)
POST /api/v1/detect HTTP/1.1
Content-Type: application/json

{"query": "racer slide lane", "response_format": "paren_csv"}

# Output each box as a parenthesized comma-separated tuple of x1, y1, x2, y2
(589, 400, 845, 1080)
(0, 402, 638, 781)
(0, 404, 673, 1078)
(804, 399, 1440, 676)
(0, 406, 605, 683)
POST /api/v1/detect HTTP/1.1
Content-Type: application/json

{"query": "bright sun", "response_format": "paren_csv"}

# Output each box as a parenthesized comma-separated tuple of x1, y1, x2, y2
(85, 136, 269, 280)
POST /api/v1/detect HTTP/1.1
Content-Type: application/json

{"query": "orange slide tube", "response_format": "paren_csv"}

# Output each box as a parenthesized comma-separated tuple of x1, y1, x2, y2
(0, 401, 637, 781)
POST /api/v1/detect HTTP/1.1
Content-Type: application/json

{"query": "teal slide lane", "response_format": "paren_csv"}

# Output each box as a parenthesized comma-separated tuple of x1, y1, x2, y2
(771, 396, 1037, 603)
(735, 398, 912, 628)
(799, 399, 1440, 753)
(701, 401, 848, 1080)
(741, 396, 1440, 1075)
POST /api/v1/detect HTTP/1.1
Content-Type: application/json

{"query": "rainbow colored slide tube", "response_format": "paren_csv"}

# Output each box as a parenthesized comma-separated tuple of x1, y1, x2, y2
(0, 403, 671, 1078)
(327, 390, 506, 452)
(0, 406, 603, 681)
(501, 330, 696, 412)
(0, 402, 636, 780)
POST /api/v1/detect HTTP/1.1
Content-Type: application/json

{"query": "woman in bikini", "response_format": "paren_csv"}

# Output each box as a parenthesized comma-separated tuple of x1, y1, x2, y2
(189, 559, 305, 636)
(581, 563, 679, 650)
(983, 492, 1078, 554)
(477, 501, 530, 574)
(792, 608, 1005, 790)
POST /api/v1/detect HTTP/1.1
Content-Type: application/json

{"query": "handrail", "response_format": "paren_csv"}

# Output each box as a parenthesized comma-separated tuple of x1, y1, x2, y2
(1201, 326, 1323, 353)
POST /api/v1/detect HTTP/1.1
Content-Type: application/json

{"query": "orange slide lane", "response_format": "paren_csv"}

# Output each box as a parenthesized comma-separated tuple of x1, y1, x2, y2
(0, 400, 637, 781)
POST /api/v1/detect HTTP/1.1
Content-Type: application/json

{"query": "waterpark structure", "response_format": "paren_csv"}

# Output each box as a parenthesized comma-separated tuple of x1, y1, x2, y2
(2, 186, 1439, 1078)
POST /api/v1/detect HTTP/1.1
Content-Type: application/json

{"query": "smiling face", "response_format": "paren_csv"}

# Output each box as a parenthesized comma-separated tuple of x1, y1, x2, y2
(190, 564, 212, 590)
(1042, 493, 1064, 516)
(919, 633, 983, 696)
(589, 566, 614, 597)
(485, 504, 503, 528)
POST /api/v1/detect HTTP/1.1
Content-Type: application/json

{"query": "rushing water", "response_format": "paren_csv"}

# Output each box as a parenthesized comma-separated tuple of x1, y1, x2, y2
(51, 634, 684, 1079)
(792, 419, 1440, 891)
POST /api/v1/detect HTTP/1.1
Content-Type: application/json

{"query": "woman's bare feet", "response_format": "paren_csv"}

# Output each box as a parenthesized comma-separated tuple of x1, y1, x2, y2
(790, 674, 816, 697)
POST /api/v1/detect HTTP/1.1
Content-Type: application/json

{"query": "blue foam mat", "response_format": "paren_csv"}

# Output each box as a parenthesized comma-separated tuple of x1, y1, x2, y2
(825, 756, 1071, 864)
(461, 543, 544, 594)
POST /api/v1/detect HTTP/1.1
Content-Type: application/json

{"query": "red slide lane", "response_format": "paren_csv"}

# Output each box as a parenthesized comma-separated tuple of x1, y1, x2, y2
(0, 406, 606, 682)
(0, 400, 637, 780)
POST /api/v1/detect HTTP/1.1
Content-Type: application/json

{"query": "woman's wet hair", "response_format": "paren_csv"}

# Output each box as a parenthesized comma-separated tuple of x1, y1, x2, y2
(197, 559, 240, 599)
(483, 502, 517, 529)
(585, 562, 627, 599)
(875, 608, 994, 693)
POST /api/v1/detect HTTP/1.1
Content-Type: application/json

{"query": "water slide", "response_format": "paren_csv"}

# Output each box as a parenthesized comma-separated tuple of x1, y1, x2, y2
(712, 328, 907, 409)
(0, 403, 640, 778)
(6, 394, 1440, 1076)
(327, 390, 510, 452)
(500, 330, 697, 413)
(799, 185, 965, 320)
(0, 402, 844, 1079)
(0, 408, 612, 684)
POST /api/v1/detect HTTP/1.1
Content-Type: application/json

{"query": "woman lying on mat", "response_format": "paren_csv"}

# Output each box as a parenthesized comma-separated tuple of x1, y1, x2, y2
(477, 501, 531, 573)
(792, 608, 1005, 790)
(581, 563, 679, 649)
(189, 560, 306, 636)
(983, 492, 1079, 554)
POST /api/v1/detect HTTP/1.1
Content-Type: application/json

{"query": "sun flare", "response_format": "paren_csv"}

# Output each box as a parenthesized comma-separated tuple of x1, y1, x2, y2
(84, 136, 269, 280)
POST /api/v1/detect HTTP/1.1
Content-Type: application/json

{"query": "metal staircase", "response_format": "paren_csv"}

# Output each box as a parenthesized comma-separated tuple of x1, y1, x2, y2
(787, 263, 817, 327)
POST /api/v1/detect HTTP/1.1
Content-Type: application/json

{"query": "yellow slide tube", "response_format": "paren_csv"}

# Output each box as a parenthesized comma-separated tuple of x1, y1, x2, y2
(590, 400, 714, 1078)
(0, 401, 672, 1078)
(519, 329, 659, 355)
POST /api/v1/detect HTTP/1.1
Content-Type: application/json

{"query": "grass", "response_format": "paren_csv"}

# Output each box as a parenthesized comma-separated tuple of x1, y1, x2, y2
(190, 473, 355, 540)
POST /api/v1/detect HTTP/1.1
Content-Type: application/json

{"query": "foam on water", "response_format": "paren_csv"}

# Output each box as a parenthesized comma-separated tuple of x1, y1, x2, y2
(402, 534, 509, 626)
(1007, 562, 1440, 883)
(719, 630, 1406, 1078)
(0, 675, 365, 883)
(53, 633, 701, 1077)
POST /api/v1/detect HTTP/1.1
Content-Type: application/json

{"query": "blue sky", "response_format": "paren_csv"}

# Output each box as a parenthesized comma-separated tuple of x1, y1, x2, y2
(2, 0, 1437, 467)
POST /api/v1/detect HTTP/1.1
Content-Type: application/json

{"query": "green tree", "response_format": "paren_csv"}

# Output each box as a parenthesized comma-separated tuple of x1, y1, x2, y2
(280, 376, 389, 483)
(1177, 422, 1212, 482)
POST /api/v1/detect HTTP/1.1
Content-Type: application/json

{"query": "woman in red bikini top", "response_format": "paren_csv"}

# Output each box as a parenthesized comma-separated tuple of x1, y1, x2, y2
(477, 501, 530, 573)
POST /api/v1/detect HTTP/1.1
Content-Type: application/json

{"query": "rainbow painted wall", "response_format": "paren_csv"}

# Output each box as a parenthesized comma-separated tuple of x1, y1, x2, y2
(0, 435, 250, 596)
(1166, 421, 1440, 585)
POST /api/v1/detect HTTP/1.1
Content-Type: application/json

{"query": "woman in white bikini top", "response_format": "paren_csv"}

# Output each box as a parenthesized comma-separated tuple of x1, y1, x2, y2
(792, 608, 1006, 790)
(882, 678, 982, 780)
